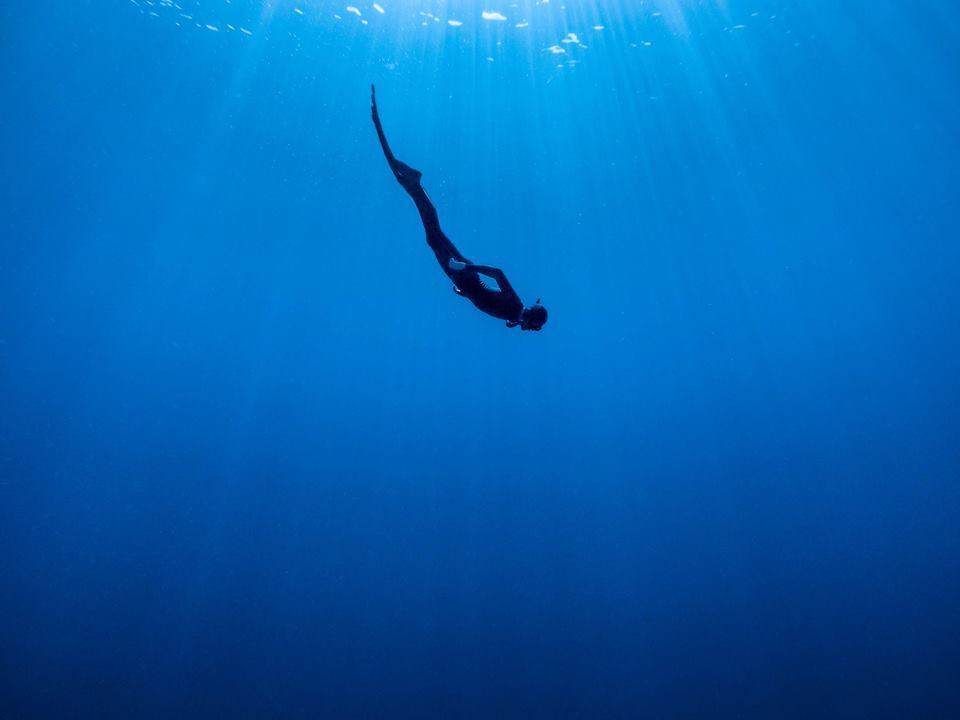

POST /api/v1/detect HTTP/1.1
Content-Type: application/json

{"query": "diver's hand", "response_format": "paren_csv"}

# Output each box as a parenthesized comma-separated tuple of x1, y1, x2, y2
(448, 259, 467, 271)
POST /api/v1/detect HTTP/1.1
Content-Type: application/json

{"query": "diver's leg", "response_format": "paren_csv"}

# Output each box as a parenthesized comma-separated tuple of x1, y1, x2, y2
(371, 87, 466, 266)
(409, 185, 473, 270)
(414, 193, 463, 267)
(390, 163, 465, 267)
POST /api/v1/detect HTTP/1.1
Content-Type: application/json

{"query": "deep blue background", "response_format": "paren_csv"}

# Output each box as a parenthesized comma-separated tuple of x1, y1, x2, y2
(2, 1, 958, 717)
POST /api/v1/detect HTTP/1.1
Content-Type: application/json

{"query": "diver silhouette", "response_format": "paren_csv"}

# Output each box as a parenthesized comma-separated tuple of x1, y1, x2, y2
(371, 85, 548, 331)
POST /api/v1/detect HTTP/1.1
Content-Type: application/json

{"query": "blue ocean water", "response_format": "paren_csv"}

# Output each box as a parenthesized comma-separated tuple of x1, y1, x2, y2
(2, 0, 959, 716)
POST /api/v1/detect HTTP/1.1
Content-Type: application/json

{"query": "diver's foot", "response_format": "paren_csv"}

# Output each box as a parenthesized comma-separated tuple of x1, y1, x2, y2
(393, 160, 423, 186)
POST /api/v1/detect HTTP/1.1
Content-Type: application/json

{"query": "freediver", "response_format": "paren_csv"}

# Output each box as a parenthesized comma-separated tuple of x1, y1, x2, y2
(371, 85, 548, 331)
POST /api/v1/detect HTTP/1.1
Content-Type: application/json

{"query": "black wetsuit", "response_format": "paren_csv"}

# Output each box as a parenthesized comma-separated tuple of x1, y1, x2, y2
(371, 87, 525, 326)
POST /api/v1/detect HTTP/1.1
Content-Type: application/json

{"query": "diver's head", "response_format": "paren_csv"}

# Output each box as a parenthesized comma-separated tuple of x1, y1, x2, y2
(519, 301, 548, 331)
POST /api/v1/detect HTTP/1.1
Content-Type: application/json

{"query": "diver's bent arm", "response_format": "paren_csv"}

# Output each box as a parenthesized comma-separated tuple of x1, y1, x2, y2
(465, 264, 517, 297)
